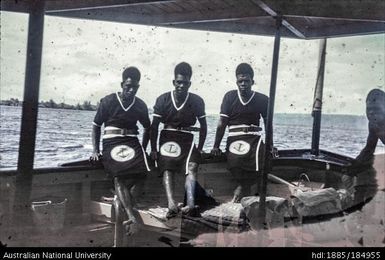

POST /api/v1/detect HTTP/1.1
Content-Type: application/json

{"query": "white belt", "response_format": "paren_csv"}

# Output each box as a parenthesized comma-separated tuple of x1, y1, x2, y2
(103, 126, 138, 139)
(228, 131, 261, 137)
(228, 124, 261, 137)
(228, 124, 259, 130)
(163, 128, 193, 134)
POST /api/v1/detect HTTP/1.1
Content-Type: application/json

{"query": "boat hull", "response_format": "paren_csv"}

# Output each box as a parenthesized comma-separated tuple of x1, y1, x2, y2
(0, 150, 383, 247)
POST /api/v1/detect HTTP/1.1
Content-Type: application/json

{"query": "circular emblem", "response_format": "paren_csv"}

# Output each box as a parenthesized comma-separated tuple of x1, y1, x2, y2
(229, 140, 250, 155)
(160, 142, 181, 157)
(110, 145, 135, 162)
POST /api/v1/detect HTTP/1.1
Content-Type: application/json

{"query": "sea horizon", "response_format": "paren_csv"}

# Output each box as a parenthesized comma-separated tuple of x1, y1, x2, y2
(1, 105, 383, 169)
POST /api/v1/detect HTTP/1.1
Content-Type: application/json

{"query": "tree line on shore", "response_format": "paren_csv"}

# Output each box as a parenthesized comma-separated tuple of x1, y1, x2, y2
(0, 98, 97, 111)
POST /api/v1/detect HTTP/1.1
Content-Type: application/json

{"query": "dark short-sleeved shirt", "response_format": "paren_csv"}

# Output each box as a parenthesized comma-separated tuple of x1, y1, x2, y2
(153, 91, 206, 127)
(220, 90, 268, 126)
(93, 92, 150, 131)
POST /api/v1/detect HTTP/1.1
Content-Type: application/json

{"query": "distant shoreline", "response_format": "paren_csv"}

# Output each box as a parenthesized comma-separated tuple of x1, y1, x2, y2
(0, 99, 97, 111)
(0, 104, 366, 117)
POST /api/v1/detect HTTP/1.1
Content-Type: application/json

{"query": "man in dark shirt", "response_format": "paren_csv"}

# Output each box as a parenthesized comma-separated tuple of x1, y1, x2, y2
(91, 67, 151, 234)
(150, 62, 207, 218)
(211, 63, 268, 203)
(355, 89, 385, 164)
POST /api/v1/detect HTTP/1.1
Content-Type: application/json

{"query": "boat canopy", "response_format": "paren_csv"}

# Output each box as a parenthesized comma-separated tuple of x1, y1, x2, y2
(2, 0, 385, 39)
(2, 0, 384, 230)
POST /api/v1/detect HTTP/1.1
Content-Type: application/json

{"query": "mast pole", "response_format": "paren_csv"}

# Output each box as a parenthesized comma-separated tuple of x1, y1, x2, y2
(311, 38, 327, 156)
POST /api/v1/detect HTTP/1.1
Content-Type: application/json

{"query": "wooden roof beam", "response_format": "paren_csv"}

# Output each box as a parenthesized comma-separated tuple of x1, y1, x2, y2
(45, 3, 268, 25)
(252, 0, 306, 39)
(1, 0, 172, 13)
(303, 21, 385, 39)
(167, 18, 298, 38)
(261, 0, 385, 21)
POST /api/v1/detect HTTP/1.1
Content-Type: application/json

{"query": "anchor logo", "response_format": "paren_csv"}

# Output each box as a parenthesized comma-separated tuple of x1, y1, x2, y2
(167, 144, 177, 153)
(111, 145, 135, 162)
(117, 148, 130, 158)
(160, 141, 181, 157)
(229, 140, 250, 155)
(235, 143, 246, 152)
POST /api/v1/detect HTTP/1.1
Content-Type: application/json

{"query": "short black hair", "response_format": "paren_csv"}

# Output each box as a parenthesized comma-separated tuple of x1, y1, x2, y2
(366, 88, 385, 104)
(174, 62, 192, 79)
(236, 63, 254, 79)
(122, 66, 141, 82)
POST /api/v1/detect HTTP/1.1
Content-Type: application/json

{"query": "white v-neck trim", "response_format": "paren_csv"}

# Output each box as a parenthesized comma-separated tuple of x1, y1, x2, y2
(237, 90, 255, 106)
(116, 92, 136, 111)
(171, 91, 189, 111)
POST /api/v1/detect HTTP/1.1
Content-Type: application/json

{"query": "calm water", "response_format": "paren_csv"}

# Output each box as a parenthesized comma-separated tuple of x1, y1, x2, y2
(0, 105, 383, 168)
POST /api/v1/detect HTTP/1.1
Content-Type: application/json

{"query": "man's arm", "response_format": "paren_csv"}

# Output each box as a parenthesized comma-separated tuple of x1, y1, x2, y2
(262, 116, 274, 147)
(142, 127, 150, 150)
(150, 117, 161, 160)
(355, 125, 378, 164)
(262, 116, 267, 129)
(211, 116, 229, 156)
(197, 117, 207, 152)
(91, 125, 101, 161)
(139, 111, 151, 151)
(91, 98, 106, 161)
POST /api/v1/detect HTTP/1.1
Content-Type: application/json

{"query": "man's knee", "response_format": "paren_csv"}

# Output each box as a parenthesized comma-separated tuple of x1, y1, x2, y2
(187, 162, 198, 177)
(114, 177, 123, 189)
(163, 170, 174, 181)
(163, 170, 175, 187)
(114, 176, 138, 192)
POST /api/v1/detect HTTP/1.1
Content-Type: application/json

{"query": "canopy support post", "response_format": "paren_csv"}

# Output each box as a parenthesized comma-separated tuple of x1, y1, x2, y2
(13, 0, 45, 225)
(259, 16, 282, 227)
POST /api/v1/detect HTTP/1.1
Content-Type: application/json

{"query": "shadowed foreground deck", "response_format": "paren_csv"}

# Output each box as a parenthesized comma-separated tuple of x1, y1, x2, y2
(1, 153, 383, 247)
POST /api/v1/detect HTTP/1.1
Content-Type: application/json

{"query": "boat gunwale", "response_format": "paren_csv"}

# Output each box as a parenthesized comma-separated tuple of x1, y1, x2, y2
(0, 149, 354, 176)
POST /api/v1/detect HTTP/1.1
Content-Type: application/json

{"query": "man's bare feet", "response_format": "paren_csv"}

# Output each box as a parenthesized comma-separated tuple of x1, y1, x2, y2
(123, 219, 140, 236)
(166, 204, 180, 219)
(181, 205, 200, 217)
(231, 194, 242, 203)
(231, 185, 243, 203)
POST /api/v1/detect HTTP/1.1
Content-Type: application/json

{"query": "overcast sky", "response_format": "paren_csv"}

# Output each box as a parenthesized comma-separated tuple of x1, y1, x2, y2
(1, 11, 384, 115)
